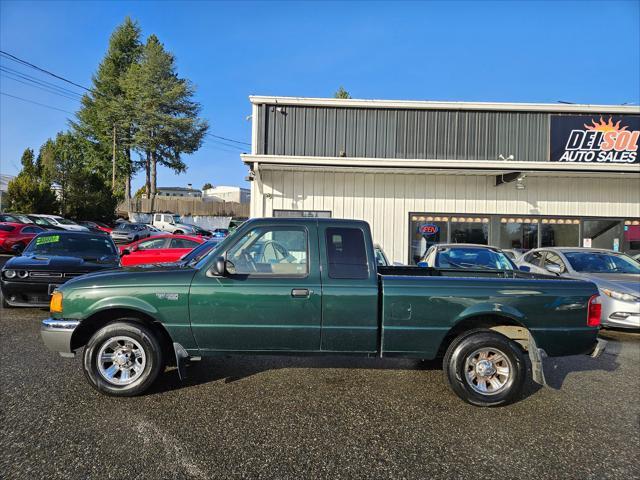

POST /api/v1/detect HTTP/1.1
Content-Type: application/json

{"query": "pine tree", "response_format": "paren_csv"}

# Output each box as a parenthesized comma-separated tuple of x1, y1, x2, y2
(124, 35, 208, 200)
(73, 17, 143, 199)
(334, 86, 352, 99)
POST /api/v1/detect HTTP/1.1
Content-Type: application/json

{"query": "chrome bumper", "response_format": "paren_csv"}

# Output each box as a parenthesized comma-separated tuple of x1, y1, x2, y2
(41, 318, 79, 358)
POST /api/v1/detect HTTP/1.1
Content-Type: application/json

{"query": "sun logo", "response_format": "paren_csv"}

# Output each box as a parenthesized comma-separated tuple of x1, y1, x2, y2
(584, 116, 628, 132)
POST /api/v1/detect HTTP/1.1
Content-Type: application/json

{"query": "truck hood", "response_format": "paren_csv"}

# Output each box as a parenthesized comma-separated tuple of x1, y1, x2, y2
(3, 254, 119, 272)
(571, 273, 640, 295)
(60, 263, 197, 289)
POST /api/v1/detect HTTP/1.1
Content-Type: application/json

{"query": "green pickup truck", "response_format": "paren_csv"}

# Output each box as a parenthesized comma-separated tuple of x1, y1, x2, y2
(41, 218, 605, 406)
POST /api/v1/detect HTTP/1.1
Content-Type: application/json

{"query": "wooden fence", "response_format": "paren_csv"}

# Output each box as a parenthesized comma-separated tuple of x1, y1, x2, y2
(117, 197, 250, 218)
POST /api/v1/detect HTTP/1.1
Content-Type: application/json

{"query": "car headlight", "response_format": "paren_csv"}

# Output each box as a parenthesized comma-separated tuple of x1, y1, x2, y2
(601, 288, 640, 303)
(3, 270, 16, 279)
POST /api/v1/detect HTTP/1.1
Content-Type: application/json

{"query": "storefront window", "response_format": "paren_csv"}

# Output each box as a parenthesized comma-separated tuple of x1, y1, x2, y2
(498, 218, 538, 250)
(582, 219, 624, 251)
(623, 220, 640, 255)
(450, 217, 489, 245)
(410, 216, 448, 264)
(540, 219, 580, 247)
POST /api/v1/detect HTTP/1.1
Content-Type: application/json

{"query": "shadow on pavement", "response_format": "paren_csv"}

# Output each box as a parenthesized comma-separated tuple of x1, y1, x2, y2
(543, 350, 620, 390)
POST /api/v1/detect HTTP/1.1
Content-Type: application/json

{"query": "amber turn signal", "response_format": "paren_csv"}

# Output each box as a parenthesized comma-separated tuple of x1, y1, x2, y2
(50, 291, 63, 313)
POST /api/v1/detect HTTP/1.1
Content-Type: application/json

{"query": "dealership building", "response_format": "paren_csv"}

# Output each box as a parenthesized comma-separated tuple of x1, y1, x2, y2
(242, 96, 640, 264)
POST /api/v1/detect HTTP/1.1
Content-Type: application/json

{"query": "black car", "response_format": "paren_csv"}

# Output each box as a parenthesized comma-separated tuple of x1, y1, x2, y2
(26, 215, 66, 231)
(0, 231, 120, 307)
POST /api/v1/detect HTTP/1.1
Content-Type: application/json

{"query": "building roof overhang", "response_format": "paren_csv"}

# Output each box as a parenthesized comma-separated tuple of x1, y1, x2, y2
(241, 154, 640, 177)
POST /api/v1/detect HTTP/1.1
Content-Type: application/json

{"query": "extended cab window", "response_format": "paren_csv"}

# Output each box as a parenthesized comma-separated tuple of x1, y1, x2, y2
(326, 227, 369, 279)
(543, 252, 566, 272)
(525, 251, 543, 266)
(227, 227, 308, 276)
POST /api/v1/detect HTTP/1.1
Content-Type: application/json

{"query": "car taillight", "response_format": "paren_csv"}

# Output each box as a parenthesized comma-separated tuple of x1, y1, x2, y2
(587, 294, 601, 327)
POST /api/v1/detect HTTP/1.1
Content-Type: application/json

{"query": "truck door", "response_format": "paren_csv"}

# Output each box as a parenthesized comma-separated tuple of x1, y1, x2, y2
(189, 222, 322, 352)
(318, 223, 379, 353)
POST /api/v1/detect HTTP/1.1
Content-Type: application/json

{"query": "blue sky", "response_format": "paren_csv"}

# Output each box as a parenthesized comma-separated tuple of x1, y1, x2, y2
(1, 0, 639, 192)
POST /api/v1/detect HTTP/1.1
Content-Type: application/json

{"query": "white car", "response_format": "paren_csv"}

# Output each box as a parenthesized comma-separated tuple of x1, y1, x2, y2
(29, 214, 89, 232)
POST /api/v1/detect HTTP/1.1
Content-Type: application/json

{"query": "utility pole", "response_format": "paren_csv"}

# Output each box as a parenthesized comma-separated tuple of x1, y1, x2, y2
(112, 125, 116, 191)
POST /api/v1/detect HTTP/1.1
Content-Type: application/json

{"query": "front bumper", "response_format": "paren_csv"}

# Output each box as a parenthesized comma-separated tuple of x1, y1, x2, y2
(41, 318, 80, 357)
(1, 280, 59, 307)
(601, 297, 640, 329)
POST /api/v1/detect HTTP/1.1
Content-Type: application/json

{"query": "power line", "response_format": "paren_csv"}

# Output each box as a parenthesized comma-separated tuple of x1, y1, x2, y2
(0, 50, 253, 148)
(1, 72, 82, 102)
(0, 50, 92, 93)
(205, 137, 247, 151)
(0, 65, 84, 98)
(206, 133, 250, 146)
(0, 91, 74, 114)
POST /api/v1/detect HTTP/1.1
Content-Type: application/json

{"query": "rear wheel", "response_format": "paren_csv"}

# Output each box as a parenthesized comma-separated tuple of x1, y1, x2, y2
(173, 230, 183, 234)
(443, 330, 526, 407)
(82, 321, 165, 396)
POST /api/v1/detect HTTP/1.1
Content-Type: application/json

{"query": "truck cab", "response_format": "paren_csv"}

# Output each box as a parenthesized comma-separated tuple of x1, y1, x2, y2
(152, 213, 196, 235)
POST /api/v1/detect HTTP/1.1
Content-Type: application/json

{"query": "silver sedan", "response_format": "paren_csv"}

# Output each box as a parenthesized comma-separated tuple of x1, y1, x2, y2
(517, 247, 640, 329)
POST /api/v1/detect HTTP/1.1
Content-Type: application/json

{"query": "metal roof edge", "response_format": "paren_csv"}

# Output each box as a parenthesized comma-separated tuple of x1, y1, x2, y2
(248, 95, 640, 114)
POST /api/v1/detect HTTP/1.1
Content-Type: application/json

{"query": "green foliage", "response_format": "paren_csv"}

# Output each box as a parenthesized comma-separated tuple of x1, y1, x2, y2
(202, 182, 213, 190)
(5, 174, 58, 214)
(49, 132, 118, 222)
(123, 34, 208, 197)
(19, 148, 37, 177)
(334, 86, 352, 99)
(134, 186, 146, 198)
(72, 17, 143, 198)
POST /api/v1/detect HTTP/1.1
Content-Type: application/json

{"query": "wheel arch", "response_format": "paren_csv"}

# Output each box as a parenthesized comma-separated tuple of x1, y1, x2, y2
(71, 308, 174, 360)
(437, 313, 532, 358)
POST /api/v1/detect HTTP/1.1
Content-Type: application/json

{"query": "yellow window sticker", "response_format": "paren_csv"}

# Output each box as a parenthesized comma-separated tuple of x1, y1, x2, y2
(36, 235, 60, 245)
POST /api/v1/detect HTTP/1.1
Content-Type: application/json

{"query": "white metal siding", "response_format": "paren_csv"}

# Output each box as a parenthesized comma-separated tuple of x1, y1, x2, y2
(253, 167, 640, 263)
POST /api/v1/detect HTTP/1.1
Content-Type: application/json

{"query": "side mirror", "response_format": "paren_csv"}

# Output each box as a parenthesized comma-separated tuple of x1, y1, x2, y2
(210, 256, 227, 276)
(518, 265, 531, 272)
(546, 264, 563, 275)
(121, 248, 130, 256)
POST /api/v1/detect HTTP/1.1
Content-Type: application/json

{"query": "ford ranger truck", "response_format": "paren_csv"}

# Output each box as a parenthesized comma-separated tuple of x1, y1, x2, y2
(40, 218, 606, 406)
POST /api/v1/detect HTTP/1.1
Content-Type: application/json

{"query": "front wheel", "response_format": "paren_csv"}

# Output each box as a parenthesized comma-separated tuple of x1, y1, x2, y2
(82, 321, 165, 396)
(443, 330, 526, 407)
(173, 230, 183, 234)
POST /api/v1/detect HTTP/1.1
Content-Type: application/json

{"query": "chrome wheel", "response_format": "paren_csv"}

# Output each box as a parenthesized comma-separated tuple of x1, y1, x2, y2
(464, 347, 512, 396)
(96, 336, 147, 386)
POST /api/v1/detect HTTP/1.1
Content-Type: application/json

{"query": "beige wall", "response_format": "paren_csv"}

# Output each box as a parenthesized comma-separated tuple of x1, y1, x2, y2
(251, 166, 640, 263)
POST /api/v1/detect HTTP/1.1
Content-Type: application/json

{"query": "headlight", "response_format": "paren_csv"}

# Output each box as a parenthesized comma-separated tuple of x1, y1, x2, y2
(3, 270, 16, 279)
(50, 291, 63, 313)
(601, 288, 640, 303)
(17, 270, 28, 279)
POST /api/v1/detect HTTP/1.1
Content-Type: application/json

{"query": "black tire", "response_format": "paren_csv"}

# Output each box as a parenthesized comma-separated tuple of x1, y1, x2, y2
(82, 321, 165, 396)
(173, 230, 183, 235)
(443, 329, 526, 407)
(132, 236, 139, 242)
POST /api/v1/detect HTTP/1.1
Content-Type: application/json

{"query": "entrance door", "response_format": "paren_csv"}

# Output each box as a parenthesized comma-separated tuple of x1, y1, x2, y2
(189, 222, 322, 352)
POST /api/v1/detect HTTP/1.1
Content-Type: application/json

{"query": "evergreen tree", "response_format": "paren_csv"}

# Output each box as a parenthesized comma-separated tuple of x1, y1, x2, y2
(202, 182, 213, 190)
(73, 17, 143, 199)
(5, 148, 58, 214)
(19, 148, 37, 177)
(334, 86, 352, 99)
(124, 35, 208, 200)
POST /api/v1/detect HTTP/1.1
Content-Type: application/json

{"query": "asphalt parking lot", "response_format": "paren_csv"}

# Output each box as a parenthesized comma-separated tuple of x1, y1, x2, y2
(0, 300, 638, 480)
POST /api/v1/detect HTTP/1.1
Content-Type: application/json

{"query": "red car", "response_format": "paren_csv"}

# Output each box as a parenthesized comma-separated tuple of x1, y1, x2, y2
(119, 234, 204, 266)
(0, 222, 47, 253)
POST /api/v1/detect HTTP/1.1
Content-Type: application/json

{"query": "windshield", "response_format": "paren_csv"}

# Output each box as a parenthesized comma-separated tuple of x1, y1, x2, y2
(24, 234, 117, 259)
(172, 215, 181, 223)
(436, 247, 515, 270)
(30, 216, 53, 226)
(115, 223, 140, 231)
(56, 218, 78, 225)
(564, 252, 640, 274)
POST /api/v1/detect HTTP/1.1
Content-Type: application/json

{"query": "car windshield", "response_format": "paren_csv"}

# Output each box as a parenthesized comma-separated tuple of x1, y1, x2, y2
(24, 234, 117, 260)
(184, 240, 222, 265)
(115, 223, 140, 231)
(564, 252, 640, 274)
(30, 217, 53, 226)
(56, 218, 78, 225)
(436, 247, 515, 270)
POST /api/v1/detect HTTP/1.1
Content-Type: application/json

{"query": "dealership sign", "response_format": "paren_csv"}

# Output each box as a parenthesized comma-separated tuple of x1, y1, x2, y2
(550, 115, 639, 164)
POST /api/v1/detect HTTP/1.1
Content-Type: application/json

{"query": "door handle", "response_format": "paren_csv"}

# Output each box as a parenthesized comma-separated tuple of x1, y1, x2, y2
(291, 288, 310, 298)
